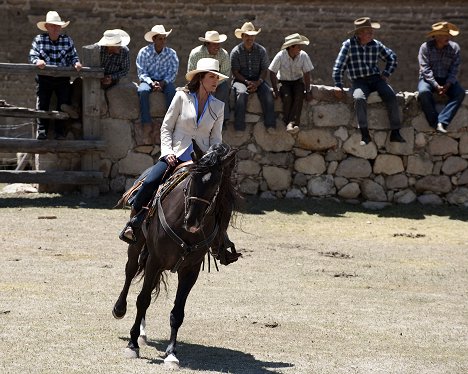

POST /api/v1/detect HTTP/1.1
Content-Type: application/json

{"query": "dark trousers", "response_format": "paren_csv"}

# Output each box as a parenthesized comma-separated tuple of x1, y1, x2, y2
(132, 158, 173, 212)
(352, 75, 401, 130)
(280, 79, 305, 125)
(36, 75, 71, 135)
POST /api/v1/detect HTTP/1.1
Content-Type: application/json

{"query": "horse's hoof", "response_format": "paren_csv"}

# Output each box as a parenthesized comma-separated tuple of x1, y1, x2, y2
(164, 354, 180, 369)
(123, 347, 139, 359)
(112, 303, 126, 319)
(138, 334, 148, 346)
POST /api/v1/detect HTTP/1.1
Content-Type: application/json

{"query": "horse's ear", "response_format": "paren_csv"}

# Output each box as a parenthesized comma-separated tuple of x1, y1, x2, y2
(191, 140, 204, 162)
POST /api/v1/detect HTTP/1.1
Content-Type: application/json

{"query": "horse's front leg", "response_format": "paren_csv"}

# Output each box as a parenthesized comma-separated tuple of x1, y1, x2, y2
(124, 254, 159, 358)
(113, 238, 145, 319)
(164, 263, 202, 366)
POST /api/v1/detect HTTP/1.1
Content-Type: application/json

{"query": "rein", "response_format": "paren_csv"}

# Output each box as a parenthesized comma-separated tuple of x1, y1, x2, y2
(157, 176, 219, 273)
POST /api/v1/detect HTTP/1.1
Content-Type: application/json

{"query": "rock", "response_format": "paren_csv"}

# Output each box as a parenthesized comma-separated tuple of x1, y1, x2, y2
(412, 112, 434, 132)
(361, 180, 387, 201)
(296, 129, 337, 151)
(334, 126, 349, 141)
(254, 123, 295, 152)
(446, 187, 468, 205)
(441, 156, 468, 176)
(239, 178, 259, 195)
(458, 169, 468, 185)
(294, 154, 326, 175)
(334, 176, 349, 190)
(293, 173, 308, 187)
(386, 174, 408, 189)
(407, 154, 433, 176)
(417, 194, 443, 205)
(100, 118, 133, 160)
(385, 127, 414, 155)
(343, 133, 378, 159)
(106, 82, 140, 120)
(373, 154, 404, 175)
(327, 160, 338, 175)
(313, 103, 351, 127)
(262, 152, 294, 167)
(414, 133, 428, 148)
(459, 134, 468, 154)
(338, 182, 360, 199)
(223, 124, 253, 146)
(118, 152, 154, 176)
(262, 166, 291, 191)
(110, 175, 126, 192)
(285, 188, 305, 199)
(259, 191, 277, 199)
(427, 135, 459, 156)
(394, 189, 417, 204)
(335, 157, 372, 178)
(415, 175, 452, 193)
(307, 175, 335, 196)
(237, 160, 261, 176)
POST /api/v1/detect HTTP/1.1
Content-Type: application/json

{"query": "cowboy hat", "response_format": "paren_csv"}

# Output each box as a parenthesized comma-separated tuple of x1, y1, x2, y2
(234, 22, 261, 39)
(97, 29, 131, 47)
(281, 33, 310, 50)
(37, 11, 70, 32)
(144, 25, 172, 42)
(185, 58, 229, 81)
(348, 17, 380, 34)
(199, 30, 227, 43)
(427, 21, 460, 37)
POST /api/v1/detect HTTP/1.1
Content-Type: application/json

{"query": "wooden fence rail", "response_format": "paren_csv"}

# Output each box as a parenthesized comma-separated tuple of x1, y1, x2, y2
(0, 137, 106, 153)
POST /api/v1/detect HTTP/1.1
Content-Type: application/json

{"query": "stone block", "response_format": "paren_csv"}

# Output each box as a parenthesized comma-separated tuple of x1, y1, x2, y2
(458, 169, 468, 185)
(106, 82, 140, 120)
(442, 156, 468, 175)
(254, 123, 295, 152)
(415, 175, 452, 193)
(307, 175, 335, 196)
(374, 154, 404, 175)
(237, 160, 261, 176)
(343, 133, 378, 159)
(427, 135, 459, 156)
(446, 187, 468, 205)
(262, 166, 291, 191)
(336, 157, 372, 178)
(296, 129, 337, 151)
(294, 154, 326, 175)
(386, 174, 408, 189)
(118, 151, 154, 176)
(313, 103, 351, 127)
(361, 180, 387, 202)
(239, 178, 259, 195)
(394, 189, 417, 204)
(101, 118, 133, 160)
(459, 134, 468, 155)
(338, 182, 360, 199)
(417, 194, 443, 205)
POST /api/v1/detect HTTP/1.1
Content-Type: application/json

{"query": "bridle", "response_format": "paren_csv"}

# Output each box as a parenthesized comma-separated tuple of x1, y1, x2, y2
(157, 170, 221, 273)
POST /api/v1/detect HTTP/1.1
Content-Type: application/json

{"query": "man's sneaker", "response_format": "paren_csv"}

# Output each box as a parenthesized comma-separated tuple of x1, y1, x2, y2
(359, 128, 371, 146)
(36, 132, 47, 140)
(390, 130, 406, 143)
(436, 123, 448, 133)
(286, 122, 300, 134)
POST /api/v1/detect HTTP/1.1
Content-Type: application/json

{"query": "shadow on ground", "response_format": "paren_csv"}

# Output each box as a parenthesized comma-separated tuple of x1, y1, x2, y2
(0, 192, 466, 222)
(118, 337, 293, 374)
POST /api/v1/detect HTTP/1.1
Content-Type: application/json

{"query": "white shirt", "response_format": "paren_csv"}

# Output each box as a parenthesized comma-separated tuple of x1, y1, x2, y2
(269, 49, 314, 81)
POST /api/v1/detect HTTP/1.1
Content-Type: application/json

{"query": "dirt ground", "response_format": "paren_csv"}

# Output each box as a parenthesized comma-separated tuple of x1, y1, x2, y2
(0, 192, 467, 374)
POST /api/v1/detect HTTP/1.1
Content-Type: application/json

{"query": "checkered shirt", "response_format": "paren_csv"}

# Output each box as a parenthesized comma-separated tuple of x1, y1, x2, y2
(332, 36, 397, 88)
(100, 46, 130, 80)
(29, 33, 80, 67)
(136, 45, 179, 85)
(418, 39, 461, 87)
(230, 42, 269, 81)
(187, 45, 231, 77)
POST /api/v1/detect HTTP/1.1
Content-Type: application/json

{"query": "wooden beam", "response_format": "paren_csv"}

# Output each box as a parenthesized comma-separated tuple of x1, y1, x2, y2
(0, 137, 106, 153)
(0, 107, 69, 119)
(0, 170, 103, 184)
(0, 63, 104, 79)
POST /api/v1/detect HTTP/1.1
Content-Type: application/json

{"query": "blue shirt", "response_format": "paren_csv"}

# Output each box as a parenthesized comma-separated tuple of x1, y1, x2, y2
(230, 42, 269, 81)
(418, 39, 461, 87)
(179, 92, 214, 161)
(29, 33, 80, 67)
(136, 44, 179, 85)
(332, 36, 397, 88)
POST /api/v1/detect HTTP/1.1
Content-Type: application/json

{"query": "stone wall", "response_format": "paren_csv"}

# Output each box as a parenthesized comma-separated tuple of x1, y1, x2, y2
(0, 0, 467, 111)
(96, 81, 468, 206)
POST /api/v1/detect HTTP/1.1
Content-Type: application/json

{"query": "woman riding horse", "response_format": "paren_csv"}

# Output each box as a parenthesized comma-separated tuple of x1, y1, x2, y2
(119, 57, 240, 265)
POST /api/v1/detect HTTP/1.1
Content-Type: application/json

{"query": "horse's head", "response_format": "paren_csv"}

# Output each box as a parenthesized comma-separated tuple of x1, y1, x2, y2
(183, 143, 236, 234)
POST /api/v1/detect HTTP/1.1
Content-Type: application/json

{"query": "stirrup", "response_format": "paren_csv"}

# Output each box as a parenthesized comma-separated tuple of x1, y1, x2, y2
(119, 223, 137, 244)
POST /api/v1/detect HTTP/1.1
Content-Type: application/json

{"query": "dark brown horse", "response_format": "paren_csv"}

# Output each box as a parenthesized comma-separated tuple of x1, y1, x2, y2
(113, 143, 239, 366)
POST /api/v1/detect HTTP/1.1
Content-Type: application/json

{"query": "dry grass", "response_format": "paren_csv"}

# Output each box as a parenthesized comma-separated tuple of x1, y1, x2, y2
(0, 193, 467, 374)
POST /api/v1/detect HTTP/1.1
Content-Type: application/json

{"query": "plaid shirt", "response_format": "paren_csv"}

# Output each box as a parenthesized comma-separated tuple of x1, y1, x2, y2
(230, 42, 269, 81)
(29, 33, 80, 67)
(187, 45, 231, 77)
(136, 44, 179, 85)
(332, 36, 397, 88)
(418, 39, 461, 87)
(100, 46, 130, 80)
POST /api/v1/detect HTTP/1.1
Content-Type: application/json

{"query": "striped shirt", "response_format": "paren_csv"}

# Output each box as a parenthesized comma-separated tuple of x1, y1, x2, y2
(230, 42, 269, 81)
(269, 49, 314, 81)
(418, 39, 461, 87)
(188, 45, 231, 77)
(29, 33, 80, 67)
(332, 36, 397, 88)
(136, 44, 179, 85)
(100, 46, 130, 80)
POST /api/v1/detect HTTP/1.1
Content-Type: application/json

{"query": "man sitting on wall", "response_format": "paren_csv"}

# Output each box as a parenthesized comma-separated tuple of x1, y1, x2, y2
(417, 21, 465, 133)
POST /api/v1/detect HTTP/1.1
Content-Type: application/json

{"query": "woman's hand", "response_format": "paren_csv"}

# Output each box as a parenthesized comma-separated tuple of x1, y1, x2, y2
(165, 154, 177, 166)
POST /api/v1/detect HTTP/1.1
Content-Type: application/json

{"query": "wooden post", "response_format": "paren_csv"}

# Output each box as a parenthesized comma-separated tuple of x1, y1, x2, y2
(80, 45, 103, 197)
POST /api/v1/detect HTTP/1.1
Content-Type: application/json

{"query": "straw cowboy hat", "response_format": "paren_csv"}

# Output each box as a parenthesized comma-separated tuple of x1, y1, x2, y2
(199, 30, 227, 43)
(144, 25, 172, 42)
(234, 22, 261, 39)
(185, 58, 229, 81)
(37, 11, 70, 31)
(427, 21, 460, 37)
(349, 17, 380, 34)
(97, 29, 130, 47)
(281, 33, 310, 50)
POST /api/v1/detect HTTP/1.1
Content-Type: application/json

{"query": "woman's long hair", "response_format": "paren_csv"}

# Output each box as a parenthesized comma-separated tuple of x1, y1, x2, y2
(185, 72, 220, 123)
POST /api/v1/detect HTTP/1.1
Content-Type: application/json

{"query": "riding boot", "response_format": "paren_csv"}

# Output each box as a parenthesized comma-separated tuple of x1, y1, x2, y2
(119, 207, 148, 244)
(214, 233, 242, 266)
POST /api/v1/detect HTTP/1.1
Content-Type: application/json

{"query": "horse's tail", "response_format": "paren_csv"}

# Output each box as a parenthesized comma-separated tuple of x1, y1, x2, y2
(135, 248, 168, 299)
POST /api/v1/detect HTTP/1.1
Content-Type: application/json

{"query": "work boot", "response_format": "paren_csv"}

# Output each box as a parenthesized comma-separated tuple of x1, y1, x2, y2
(390, 129, 406, 143)
(119, 207, 148, 244)
(359, 127, 371, 145)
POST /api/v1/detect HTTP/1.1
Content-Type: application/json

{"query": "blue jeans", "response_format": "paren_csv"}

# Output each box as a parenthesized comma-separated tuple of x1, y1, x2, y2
(138, 81, 176, 123)
(232, 81, 276, 131)
(132, 158, 173, 212)
(352, 75, 401, 130)
(215, 80, 230, 122)
(418, 78, 465, 128)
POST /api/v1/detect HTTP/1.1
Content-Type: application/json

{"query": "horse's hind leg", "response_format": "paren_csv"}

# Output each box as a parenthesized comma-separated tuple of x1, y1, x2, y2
(113, 237, 145, 319)
(164, 264, 202, 364)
